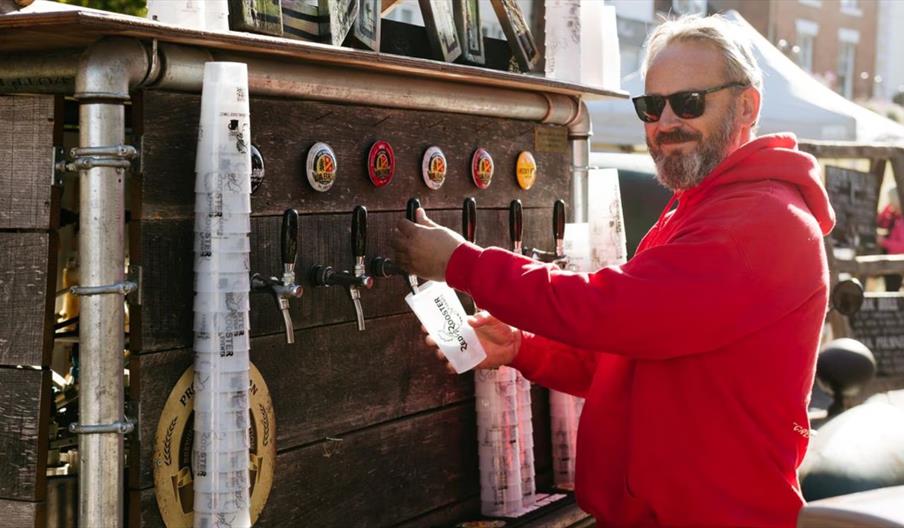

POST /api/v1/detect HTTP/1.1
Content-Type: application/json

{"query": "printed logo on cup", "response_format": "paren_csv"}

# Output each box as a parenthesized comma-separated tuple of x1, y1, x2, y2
(471, 148, 494, 190)
(433, 294, 470, 353)
(516, 151, 537, 190)
(368, 140, 396, 187)
(422, 146, 447, 190)
(306, 142, 338, 192)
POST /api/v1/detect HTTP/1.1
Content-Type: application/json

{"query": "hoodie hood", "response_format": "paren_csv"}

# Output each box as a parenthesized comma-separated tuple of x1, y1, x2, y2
(685, 133, 836, 235)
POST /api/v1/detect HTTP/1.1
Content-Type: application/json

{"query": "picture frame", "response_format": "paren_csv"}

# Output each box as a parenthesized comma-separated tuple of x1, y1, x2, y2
(418, 0, 462, 63)
(322, 0, 358, 46)
(351, 0, 381, 50)
(453, 0, 485, 65)
(490, 0, 540, 72)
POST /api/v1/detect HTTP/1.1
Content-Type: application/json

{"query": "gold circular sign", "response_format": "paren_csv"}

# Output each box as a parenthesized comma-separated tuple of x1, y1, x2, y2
(153, 363, 276, 527)
(516, 151, 537, 190)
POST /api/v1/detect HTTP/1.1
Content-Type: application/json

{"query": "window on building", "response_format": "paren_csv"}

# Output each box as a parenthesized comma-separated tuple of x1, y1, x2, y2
(840, 0, 862, 15)
(837, 41, 856, 98)
(671, 0, 706, 16)
(794, 20, 818, 72)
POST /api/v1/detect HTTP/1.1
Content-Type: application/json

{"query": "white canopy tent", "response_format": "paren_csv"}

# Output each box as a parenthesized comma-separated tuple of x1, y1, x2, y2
(589, 11, 904, 148)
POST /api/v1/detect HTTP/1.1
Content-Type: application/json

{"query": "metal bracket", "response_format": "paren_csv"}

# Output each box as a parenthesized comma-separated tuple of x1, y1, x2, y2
(127, 265, 143, 306)
(52, 146, 66, 186)
(70, 281, 137, 297)
(55, 144, 138, 173)
(69, 418, 134, 435)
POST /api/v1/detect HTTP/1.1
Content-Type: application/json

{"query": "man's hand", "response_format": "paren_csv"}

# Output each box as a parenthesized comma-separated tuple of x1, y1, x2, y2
(391, 208, 465, 282)
(425, 311, 521, 373)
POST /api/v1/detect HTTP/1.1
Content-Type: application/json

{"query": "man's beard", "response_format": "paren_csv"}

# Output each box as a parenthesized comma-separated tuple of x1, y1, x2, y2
(647, 107, 738, 192)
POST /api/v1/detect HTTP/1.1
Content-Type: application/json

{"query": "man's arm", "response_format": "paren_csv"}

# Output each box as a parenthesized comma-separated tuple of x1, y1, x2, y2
(510, 330, 599, 398)
(447, 222, 823, 360)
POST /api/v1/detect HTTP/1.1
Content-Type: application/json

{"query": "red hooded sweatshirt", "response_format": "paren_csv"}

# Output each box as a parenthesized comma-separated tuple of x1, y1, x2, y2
(446, 134, 836, 528)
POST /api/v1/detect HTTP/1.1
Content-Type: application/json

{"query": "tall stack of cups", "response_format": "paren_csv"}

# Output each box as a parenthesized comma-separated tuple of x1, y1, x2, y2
(515, 372, 536, 508)
(146, 0, 230, 31)
(476, 367, 523, 517)
(193, 62, 253, 528)
(550, 390, 584, 490)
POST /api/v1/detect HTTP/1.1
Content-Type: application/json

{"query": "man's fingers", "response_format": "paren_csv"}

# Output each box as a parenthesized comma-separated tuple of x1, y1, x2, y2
(416, 208, 439, 227)
(425, 335, 437, 348)
(468, 311, 495, 328)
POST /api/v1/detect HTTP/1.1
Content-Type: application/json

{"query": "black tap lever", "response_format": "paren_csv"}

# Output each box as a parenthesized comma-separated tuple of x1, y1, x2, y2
(509, 199, 523, 254)
(371, 198, 421, 295)
(528, 199, 568, 268)
(462, 197, 477, 244)
(251, 208, 303, 344)
(310, 205, 373, 331)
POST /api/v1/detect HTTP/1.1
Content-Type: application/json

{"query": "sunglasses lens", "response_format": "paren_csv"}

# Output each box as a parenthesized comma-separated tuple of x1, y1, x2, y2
(633, 96, 665, 123)
(671, 92, 706, 119)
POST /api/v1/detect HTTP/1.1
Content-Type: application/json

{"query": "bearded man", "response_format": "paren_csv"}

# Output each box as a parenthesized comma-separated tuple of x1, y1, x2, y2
(392, 14, 835, 528)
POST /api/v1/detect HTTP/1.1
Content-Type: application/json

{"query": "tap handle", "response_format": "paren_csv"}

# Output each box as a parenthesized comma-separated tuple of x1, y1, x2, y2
(462, 197, 477, 244)
(553, 199, 566, 243)
(406, 197, 421, 222)
(281, 208, 299, 266)
(352, 205, 367, 259)
(509, 199, 523, 247)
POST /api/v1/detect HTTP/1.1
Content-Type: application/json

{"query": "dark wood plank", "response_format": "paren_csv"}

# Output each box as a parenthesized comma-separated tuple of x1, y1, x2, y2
(138, 404, 479, 527)
(0, 95, 54, 230)
(0, 498, 44, 528)
(0, 367, 50, 502)
(132, 313, 474, 489)
(134, 207, 557, 352)
(0, 232, 54, 367)
(139, 91, 570, 219)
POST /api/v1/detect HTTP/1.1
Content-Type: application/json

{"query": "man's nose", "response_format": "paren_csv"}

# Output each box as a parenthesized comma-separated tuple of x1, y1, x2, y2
(657, 101, 683, 130)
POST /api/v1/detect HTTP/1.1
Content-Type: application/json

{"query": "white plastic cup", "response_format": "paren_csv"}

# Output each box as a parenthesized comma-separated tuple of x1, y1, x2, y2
(194, 311, 248, 333)
(195, 171, 252, 194)
(193, 291, 250, 312)
(193, 489, 250, 514)
(194, 213, 252, 236)
(194, 271, 251, 293)
(195, 191, 252, 215)
(194, 408, 250, 432)
(194, 429, 251, 456)
(194, 252, 251, 273)
(192, 468, 249, 492)
(194, 368, 250, 392)
(193, 388, 249, 412)
(405, 281, 486, 373)
(194, 233, 252, 254)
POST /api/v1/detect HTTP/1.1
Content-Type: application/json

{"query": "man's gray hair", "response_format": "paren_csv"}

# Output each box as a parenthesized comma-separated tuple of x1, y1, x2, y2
(641, 14, 763, 94)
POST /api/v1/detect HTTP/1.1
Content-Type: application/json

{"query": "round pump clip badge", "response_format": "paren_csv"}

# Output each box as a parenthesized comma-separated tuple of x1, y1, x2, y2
(470, 148, 494, 190)
(368, 140, 396, 187)
(516, 150, 537, 190)
(306, 142, 338, 192)
(421, 146, 447, 190)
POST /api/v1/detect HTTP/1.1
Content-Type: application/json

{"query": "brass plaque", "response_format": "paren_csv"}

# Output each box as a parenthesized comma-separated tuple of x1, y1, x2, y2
(153, 363, 276, 527)
(534, 126, 569, 154)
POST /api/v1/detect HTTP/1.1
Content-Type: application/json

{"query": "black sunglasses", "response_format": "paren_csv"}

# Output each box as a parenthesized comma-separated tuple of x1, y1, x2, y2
(632, 81, 748, 123)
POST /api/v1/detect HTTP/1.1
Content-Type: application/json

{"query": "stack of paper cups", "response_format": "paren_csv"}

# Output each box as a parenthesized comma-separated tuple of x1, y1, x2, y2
(146, 0, 229, 31)
(193, 61, 252, 528)
(476, 367, 523, 517)
(550, 390, 584, 490)
(515, 372, 536, 508)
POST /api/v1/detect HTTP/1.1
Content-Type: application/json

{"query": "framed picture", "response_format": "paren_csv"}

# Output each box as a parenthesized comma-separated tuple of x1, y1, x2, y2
(282, 0, 325, 41)
(322, 0, 358, 46)
(453, 0, 484, 65)
(418, 0, 461, 63)
(351, 0, 381, 50)
(490, 0, 539, 72)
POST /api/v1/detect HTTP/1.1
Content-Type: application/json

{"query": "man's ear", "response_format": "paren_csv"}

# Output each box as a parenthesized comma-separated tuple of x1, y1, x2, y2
(739, 86, 761, 128)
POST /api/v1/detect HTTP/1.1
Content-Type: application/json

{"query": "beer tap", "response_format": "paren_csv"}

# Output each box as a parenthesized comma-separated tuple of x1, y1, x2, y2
(310, 205, 374, 331)
(463, 197, 477, 245)
(370, 198, 421, 295)
(528, 199, 568, 269)
(251, 208, 304, 344)
(509, 199, 523, 254)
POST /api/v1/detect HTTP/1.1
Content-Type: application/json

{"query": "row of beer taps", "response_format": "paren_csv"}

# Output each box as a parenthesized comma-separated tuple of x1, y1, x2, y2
(251, 198, 568, 344)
